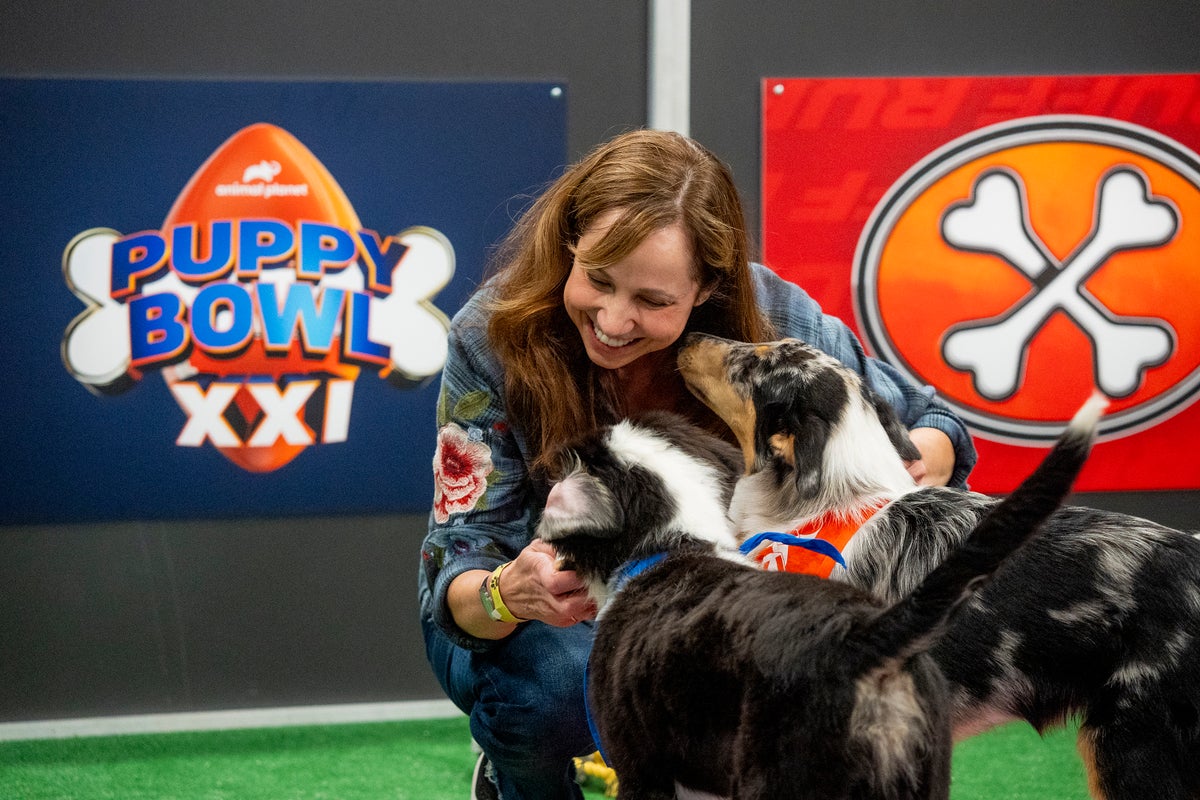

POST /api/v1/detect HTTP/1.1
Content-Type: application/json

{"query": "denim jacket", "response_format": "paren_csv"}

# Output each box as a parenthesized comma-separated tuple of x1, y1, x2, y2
(419, 263, 977, 650)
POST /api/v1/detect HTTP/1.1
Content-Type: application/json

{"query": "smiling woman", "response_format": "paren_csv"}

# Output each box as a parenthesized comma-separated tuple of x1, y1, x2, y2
(418, 127, 979, 800)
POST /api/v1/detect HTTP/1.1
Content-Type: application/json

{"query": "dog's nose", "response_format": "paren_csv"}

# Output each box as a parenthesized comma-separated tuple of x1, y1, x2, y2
(678, 332, 728, 374)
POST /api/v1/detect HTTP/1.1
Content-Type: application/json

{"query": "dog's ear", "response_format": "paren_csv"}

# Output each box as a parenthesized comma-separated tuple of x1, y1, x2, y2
(865, 386, 922, 462)
(758, 399, 828, 501)
(754, 400, 789, 469)
(790, 419, 831, 500)
(539, 470, 625, 543)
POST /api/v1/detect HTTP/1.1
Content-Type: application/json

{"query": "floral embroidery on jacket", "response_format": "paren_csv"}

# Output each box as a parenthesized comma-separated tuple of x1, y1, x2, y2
(433, 422, 495, 523)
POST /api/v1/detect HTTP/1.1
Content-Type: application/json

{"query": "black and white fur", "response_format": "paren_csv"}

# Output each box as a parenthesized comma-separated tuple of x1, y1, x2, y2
(537, 408, 1096, 800)
(678, 332, 1200, 800)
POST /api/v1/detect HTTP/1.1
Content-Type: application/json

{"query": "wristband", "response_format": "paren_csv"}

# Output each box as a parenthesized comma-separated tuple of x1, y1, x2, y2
(479, 562, 526, 624)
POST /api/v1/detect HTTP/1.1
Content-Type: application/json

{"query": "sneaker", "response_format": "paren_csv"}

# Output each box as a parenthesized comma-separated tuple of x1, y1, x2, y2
(471, 751, 499, 800)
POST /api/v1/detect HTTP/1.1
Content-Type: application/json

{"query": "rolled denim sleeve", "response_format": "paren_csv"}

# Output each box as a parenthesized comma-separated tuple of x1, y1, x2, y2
(419, 294, 539, 651)
(752, 264, 977, 488)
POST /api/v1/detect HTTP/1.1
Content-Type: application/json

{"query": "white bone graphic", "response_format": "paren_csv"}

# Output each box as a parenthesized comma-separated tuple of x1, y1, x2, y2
(941, 168, 1177, 399)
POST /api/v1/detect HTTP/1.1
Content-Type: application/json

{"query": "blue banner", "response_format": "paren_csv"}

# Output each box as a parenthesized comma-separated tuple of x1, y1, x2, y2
(0, 78, 567, 524)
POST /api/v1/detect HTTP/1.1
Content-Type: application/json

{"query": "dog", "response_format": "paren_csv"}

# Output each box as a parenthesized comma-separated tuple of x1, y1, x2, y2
(678, 332, 1200, 800)
(536, 404, 1096, 800)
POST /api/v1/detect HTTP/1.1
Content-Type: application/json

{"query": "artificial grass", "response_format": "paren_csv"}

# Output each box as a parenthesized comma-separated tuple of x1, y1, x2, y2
(950, 721, 1091, 799)
(0, 717, 477, 800)
(0, 715, 1090, 799)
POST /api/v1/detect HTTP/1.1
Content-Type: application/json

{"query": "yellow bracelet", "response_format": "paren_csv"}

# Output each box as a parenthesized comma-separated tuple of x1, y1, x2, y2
(482, 562, 526, 624)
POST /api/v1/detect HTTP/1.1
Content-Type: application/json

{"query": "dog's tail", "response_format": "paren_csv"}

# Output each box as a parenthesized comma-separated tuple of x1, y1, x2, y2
(857, 393, 1105, 666)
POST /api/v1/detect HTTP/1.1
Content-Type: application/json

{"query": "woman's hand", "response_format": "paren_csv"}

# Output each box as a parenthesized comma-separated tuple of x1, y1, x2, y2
(501, 540, 598, 625)
(448, 540, 597, 640)
(904, 427, 955, 487)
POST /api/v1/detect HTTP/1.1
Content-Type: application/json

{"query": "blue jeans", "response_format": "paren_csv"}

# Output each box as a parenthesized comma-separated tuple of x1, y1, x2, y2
(422, 615, 597, 800)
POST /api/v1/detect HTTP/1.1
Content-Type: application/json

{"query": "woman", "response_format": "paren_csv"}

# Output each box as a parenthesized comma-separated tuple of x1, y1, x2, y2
(419, 129, 976, 800)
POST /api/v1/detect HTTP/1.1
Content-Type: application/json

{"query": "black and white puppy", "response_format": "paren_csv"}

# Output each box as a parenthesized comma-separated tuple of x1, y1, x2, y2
(537, 408, 1096, 800)
(678, 332, 1200, 800)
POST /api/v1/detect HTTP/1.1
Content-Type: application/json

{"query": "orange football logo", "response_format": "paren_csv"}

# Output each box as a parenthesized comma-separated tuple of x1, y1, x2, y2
(62, 123, 454, 472)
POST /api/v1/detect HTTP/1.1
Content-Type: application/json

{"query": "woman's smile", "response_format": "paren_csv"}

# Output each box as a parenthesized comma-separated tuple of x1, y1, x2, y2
(590, 320, 636, 349)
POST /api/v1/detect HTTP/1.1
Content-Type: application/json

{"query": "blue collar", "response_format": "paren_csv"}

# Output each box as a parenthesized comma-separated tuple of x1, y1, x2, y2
(586, 550, 668, 763)
(609, 551, 669, 594)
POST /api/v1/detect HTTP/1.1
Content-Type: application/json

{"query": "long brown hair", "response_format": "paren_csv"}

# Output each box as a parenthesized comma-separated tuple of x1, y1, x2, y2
(485, 129, 775, 469)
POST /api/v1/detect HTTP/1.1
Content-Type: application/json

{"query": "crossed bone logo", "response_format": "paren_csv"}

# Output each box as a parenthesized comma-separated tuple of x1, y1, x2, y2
(940, 167, 1178, 400)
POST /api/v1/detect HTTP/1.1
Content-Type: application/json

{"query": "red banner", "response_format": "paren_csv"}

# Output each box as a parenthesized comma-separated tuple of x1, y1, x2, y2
(762, 74, 1200, 492)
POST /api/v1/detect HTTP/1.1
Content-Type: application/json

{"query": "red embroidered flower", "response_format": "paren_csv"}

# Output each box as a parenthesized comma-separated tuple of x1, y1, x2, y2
(433, 423, 494, 523)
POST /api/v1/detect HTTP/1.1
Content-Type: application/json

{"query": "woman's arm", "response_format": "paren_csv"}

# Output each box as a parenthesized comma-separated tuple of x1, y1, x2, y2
(420, 300, 594, 651)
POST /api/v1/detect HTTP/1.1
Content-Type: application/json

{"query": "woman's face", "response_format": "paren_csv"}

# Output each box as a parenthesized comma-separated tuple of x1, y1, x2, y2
(563, 209, 711, 372)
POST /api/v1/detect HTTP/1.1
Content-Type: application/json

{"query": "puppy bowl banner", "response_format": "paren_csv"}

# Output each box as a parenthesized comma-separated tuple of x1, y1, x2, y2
(763, 73, 1200, 493)
(0, 78, 566, 525)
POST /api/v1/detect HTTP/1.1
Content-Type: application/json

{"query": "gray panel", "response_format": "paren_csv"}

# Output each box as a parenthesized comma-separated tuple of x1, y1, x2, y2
(691, 0, 1200, 243)
(1, 0, 648, 161)
(0, 514, 440, 721)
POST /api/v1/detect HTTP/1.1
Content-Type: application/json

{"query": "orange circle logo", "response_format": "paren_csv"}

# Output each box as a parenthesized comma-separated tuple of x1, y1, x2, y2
(855, 116, 1200, 442)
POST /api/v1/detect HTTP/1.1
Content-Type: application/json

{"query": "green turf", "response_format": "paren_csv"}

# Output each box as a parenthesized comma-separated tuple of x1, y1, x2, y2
(950, 721, 1091, 799)
(0, 717, 477, 800)
(0, 715, 1090, 799)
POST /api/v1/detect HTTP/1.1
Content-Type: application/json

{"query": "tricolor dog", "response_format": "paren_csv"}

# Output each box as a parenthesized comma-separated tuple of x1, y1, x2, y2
(537, 406, 1096, 800)
(678, 332, 1200, 800)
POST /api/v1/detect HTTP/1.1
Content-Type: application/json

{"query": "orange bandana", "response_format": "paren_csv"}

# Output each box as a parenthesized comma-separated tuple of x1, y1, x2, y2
(741, 503, 887, 578)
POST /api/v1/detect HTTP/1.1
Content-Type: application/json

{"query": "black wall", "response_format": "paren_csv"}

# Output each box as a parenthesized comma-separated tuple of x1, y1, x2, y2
(3, 0, 1199, 724)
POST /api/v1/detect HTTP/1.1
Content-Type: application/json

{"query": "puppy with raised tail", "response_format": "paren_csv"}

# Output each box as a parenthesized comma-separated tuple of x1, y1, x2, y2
(537, 401, 1098, 800)
(678, 332, 1200, 800)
